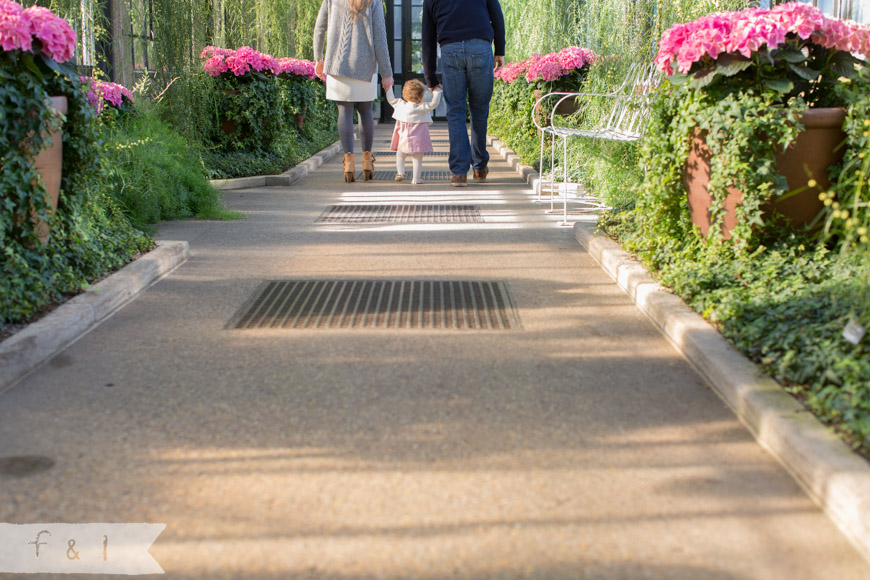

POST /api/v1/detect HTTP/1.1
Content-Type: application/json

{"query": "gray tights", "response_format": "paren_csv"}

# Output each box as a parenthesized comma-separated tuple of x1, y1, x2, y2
(336, 101, 373, 154)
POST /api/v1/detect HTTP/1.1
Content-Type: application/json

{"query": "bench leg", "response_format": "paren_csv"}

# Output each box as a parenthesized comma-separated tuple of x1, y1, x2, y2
(558, 134, 573, 226)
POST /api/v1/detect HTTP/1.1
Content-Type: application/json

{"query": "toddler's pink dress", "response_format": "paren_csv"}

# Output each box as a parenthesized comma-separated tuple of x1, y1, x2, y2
(390, 121, 434, 154)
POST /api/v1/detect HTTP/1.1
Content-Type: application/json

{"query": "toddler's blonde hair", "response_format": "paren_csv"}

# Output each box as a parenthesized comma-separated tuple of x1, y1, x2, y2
(402, 79, 426, 103)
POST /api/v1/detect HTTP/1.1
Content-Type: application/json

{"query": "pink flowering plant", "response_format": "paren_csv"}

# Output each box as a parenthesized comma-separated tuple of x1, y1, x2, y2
(81, 76, 134, 115)
(494, 53, 542, 83)
(0, 0, 77, 78)
(200, 45, 323, 150)
(497, 47, 596, 93)
(655, 2, 870, 106)
(1, 0, 105, 246)
(200, 46, 317, 82)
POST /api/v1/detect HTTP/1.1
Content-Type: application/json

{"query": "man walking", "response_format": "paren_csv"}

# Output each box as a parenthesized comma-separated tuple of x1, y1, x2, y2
(422, 0, 505, 187)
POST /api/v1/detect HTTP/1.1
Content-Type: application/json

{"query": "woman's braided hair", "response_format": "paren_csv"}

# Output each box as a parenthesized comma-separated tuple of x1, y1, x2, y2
(350, 0, 373, 20)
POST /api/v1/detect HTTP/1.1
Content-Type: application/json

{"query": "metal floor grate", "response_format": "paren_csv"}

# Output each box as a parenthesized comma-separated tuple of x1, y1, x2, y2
(362, 170, 454, 181)
(227, 280, 522, 330)
(317, 204, 482, 224)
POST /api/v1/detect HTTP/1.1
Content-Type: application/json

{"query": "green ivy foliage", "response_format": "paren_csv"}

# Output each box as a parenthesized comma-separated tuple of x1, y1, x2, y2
(631, 85, 806, 257)
(201, 73, 337, 179)
(604, 77, 870, 455)
(1, 61, 152, 330)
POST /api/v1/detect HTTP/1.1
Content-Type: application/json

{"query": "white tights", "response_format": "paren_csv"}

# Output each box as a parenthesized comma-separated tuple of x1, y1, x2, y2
(396, 153, 424, 184)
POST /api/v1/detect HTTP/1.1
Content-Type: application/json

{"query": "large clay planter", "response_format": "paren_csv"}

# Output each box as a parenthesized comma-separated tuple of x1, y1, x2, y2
(220, 89, 248, 142)
(684, 107, 847, 239)
(31, 95, 68, 244)
(533, 89, 580, 127)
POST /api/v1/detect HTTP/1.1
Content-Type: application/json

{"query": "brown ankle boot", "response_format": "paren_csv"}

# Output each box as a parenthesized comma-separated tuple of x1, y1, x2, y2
(362, 151, 375, 181)
(343, 153, 356, 182)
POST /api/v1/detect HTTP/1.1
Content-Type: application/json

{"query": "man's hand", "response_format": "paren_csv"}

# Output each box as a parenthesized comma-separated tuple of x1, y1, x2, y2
(381, 76, 394, 91)
(494, 55, 504, 72)
(315, 60, 325, 81)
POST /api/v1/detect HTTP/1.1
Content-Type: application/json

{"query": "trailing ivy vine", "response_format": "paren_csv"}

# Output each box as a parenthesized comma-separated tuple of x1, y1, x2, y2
(1, 57, 151, 329)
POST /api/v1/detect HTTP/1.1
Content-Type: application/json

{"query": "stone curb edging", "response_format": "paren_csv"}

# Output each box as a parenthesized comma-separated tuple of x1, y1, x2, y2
(573, 222, 870, 564)
(484, 133, 870, 563)
(486, 135, 541, 190)
(209, 141, 342, 190)
(0, 241, 190, 395)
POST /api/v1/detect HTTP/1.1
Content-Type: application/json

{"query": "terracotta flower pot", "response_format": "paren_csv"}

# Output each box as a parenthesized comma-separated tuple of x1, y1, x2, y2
(31, 95, 68, 244)
(533, 89, 580, 126)
(219, 89, 245, 139)
(684, 107, 847, 239)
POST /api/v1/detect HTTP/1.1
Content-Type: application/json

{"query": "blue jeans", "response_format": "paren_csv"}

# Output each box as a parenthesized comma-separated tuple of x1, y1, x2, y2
(439, 39, 493, 176)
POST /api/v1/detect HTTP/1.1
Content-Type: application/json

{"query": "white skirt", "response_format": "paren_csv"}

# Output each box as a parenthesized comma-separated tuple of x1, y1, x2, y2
(326, 73, 377, 102)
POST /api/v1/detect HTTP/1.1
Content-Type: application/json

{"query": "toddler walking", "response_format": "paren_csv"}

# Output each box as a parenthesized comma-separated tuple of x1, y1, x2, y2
(387, 79, 442, 184)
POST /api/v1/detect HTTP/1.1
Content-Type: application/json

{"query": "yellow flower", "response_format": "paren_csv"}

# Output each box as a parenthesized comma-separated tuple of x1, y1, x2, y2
(807, 179, 817, 188)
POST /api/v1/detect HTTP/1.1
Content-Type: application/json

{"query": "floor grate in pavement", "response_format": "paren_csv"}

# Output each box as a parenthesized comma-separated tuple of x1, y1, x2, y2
(317, 204, 482, 224)
(227, 280, 522, 330)
(361, 170, 454, 181)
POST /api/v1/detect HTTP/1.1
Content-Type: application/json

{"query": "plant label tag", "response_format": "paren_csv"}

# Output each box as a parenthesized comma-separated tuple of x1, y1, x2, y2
(843, 319, 866, 346)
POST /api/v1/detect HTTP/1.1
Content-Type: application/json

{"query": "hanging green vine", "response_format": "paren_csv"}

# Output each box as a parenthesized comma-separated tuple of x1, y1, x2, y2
(1, 49, 150, 329)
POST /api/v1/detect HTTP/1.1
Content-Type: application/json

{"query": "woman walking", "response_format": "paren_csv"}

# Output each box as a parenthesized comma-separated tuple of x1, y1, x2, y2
(314, 0, 394, 182)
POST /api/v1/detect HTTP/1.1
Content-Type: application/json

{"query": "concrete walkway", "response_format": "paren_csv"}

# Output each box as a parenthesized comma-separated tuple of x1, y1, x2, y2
(1, 124, 868, 580)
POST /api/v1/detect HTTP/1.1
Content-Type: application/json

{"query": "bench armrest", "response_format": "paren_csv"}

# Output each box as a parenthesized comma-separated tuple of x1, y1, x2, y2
(532, 92, 607, 131)
(531, 91, 625, 131)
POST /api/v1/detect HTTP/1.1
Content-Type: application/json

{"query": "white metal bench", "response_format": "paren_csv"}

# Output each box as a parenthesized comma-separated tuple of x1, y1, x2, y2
(531, 62, 660, 225)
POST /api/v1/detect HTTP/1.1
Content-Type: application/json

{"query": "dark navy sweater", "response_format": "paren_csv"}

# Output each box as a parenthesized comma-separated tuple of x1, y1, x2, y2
(422, 0, 506, 88)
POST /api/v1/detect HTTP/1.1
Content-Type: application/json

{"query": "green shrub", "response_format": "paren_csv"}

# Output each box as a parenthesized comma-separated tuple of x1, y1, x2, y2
(192, 71, 336, 179)
(489, 78, 539, 165)
(99, 101, 241, 232)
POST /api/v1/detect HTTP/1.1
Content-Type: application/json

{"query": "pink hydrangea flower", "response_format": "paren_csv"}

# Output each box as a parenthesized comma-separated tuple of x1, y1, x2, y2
(235, 46, 265, 72)
(25, 5, 76, 62)
(495, 54, 542, 83)
(274, 57, 317, 79)
(225, 52, 251, 77)
(0, 0, 32, 52)
(525, 46, 595, 83)
(656, 1, 870, 77)
(200, 45, 232, 62)
(556, 46, 595, 71)
(80, 76, 134, 114)
(201, 45, 318, 80)
(204, 55, 229, 76)
(0, 0, 76, 62)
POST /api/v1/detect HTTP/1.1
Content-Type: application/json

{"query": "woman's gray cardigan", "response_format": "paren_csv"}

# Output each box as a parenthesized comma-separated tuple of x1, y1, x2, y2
(313, 0, 393, 82)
